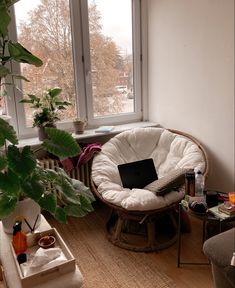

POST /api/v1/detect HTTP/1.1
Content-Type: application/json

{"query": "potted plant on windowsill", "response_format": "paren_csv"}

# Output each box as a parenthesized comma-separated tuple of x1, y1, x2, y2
(20, 87, 71, 140)
(0, 118, 95, 233)
(73, 118, 87, 134)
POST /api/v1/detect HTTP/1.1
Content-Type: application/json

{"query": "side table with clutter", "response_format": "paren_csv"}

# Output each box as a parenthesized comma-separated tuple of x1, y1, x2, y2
(178, 169, 235, 268)
(0, 215, 83, 288)
(177, 191, 235, 267)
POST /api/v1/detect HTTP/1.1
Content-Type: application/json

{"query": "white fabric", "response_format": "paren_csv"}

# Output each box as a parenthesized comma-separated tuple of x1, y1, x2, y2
(92, 127, 206, 211)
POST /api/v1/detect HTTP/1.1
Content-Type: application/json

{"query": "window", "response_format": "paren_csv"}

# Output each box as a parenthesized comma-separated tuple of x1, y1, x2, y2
(8, 0, 142, 138)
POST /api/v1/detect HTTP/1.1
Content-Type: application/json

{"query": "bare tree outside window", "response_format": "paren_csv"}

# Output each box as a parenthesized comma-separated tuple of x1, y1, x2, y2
(15, 0, 134, 127)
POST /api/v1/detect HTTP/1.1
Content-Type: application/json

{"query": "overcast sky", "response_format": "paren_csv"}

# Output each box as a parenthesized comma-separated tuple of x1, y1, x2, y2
(14, 0, 132, 54)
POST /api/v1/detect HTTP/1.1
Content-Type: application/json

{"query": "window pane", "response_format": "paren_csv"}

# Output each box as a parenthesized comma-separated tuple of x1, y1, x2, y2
(88, 0, 134, 117)
(14, 0, 77, 127)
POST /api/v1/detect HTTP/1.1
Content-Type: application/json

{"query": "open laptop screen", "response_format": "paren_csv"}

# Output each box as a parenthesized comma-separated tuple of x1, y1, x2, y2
(118, 158, 158, 189)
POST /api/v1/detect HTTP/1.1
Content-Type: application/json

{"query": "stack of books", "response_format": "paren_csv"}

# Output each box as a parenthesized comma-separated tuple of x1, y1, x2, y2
(218, 203, 235, 216)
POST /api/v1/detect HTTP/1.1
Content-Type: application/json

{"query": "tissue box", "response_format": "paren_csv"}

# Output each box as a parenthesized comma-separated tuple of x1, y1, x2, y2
(10, 228, 75, 288)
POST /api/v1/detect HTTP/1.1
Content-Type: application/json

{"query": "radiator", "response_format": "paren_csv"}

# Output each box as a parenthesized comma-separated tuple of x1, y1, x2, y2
(38, 158, 91, 187)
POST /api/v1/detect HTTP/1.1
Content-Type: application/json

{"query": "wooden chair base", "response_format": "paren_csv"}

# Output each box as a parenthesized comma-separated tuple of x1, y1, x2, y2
(106, 205, 178, 252)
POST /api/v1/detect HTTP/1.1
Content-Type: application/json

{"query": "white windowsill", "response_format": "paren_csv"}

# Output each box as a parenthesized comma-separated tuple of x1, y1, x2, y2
(18, 121, 159, 148)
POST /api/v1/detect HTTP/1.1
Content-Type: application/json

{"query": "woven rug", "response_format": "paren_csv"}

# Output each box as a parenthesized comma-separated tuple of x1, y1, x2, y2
(45, 203, 176, 288)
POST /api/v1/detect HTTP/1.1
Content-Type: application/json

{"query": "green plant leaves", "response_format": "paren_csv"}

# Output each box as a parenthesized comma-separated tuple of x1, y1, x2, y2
(8, 41, 43, 67)
(0, 193, 18, 219)
(54, 206, 67, 223)
(0, 170, 20, 196)
(7, 145, 37, 179)
(48, 88, 62, 98)
(42, 128, 81, 158)
(38, 194, 57, 214)
(0, 118, 18, 146)
(0, 66, 10, 77)
(0, 5, 11, 38)
(0, 155, 7, 171)
(21, 173, 44, 201)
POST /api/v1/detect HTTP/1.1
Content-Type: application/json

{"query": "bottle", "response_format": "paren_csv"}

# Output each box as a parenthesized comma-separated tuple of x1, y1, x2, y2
(195, 170, 205, 198)
(12, 221, 28, 255)
(185, 169, 195, 196)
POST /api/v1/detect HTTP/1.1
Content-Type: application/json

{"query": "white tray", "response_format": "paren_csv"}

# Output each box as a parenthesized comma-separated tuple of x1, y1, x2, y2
(10, 228, 75, 288)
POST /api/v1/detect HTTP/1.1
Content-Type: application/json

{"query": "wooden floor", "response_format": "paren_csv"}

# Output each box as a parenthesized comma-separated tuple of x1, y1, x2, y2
(95, 201, 214, 288)
(151, 216, 214, 288)
(48, 201, 214, 288)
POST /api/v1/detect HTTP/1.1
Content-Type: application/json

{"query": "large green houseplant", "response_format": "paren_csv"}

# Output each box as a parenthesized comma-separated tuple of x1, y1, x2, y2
(0, 119, 94, 224)
(0, 0, 95, 228)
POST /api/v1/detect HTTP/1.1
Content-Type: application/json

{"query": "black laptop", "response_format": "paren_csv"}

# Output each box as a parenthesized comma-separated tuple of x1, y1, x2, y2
(118, 158, 158, 189)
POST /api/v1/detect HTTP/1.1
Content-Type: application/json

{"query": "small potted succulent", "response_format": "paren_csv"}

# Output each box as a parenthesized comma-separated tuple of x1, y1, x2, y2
(20, 88, 71, 140)
(73, 118, 87, 134)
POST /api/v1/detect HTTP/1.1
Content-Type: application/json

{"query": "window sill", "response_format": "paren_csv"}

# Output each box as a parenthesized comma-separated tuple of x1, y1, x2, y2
(17, 121, 159, 148)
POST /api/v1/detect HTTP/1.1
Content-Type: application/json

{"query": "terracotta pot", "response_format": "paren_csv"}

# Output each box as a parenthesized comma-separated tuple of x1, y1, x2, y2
(2, 198, 41, 234)
(73, 120, 86, 134)
(38, 124, 56, 141)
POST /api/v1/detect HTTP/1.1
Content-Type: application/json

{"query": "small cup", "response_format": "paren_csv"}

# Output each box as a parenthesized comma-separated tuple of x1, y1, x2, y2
(38, 235, 56, 249)
(228, 192, 235, 207)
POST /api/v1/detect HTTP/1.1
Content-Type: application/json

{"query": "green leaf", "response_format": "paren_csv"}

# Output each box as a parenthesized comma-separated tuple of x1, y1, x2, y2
(1, 56, 11, 64)
(7, 145, 37, 179)
(64, 204, 89, 217)
(8, 41, 43, 67)
(43, 168, 58, 181)
(0, 193, 18, 219)
(0, 170, 20, 196)
(42, 128, 81, 158)
(21, 173, 44, 201)
(19, 99, 34, 104)
(0, 66, 10, 77)
(0, 118, 18, 146)
(0, 6, 11, 38)
(0, 155, 7, 171)
(79, 194, 94, 213)
(57, 177, 80, 206)
(54, 206, 67, 223)
(72, 179, 95, 201)
(38, 194, 57, 214)
(12, 74, 30, 82)
(54, 101, 71, 106)
(48, 88, 62, 98)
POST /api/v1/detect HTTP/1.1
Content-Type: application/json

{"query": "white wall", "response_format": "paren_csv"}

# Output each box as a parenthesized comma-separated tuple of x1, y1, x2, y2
(147, 0, 234, 192)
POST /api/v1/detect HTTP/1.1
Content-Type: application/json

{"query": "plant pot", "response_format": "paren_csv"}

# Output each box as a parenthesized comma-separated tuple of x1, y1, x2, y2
(73, 120, 86, 134)
(38, 124, 56, 141)
(2, 198, 41, 234)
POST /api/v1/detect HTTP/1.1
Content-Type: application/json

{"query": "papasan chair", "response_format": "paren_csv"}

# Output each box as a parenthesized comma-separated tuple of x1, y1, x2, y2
(91, 127, 209, 251)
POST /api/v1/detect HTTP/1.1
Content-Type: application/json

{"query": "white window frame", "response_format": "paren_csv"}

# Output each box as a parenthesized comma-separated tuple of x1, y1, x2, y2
(7, 0, 144, 139)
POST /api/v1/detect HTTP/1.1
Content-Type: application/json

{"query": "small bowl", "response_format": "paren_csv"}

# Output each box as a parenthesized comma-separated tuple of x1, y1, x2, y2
(38, 235, 56, 249)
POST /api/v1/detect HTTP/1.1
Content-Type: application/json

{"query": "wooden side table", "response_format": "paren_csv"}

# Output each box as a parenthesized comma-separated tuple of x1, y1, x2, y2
(0, 215, 83, 288)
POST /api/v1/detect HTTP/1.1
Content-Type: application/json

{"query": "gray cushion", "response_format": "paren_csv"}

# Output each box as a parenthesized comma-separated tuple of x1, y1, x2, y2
(144, 168, 189, 196)
(203, 228, 234, 268)
(203, 228, 235, 288)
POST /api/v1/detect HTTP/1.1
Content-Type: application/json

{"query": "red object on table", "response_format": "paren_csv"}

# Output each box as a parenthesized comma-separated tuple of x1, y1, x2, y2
(12, 221, 27, 255)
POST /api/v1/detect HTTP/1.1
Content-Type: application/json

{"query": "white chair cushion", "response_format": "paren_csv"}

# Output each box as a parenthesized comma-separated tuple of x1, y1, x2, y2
(92, 127, 205, 211)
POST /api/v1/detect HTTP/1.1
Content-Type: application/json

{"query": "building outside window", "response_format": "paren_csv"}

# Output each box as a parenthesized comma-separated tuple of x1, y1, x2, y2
(6, 0, 143, 138)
